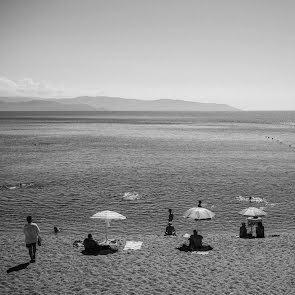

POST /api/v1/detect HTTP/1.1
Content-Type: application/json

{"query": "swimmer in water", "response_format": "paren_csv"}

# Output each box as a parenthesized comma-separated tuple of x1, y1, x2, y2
(54, 226, 60, 233)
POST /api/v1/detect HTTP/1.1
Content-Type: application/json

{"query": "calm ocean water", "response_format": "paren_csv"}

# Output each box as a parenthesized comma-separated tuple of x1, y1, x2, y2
(0, 111, 294, 238)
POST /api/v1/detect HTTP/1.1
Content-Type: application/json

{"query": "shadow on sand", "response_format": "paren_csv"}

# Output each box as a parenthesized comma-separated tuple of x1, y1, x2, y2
(7, 262, 30, 273)
(81, 248, 118, 256)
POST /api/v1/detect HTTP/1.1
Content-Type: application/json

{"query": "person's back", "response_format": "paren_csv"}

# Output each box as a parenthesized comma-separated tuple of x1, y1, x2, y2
(83, 234, 98, 251)
(23, 216, 40, 263)
(165, 223, 176, 236)
(239, 223, 248, 238)
(189, 230, 203, 250)
(24, 221, 40, 244)
(256, 222, 265, 238)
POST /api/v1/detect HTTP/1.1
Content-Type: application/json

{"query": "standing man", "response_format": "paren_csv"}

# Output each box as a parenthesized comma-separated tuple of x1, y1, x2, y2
(23, 216, 40, 263)
(198, 200, 202, 207)
(168, 209, 174, 222)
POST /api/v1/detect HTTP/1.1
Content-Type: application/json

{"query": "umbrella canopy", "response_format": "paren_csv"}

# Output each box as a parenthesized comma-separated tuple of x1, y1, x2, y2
(183, 207, 215, 220)
(238, 207, 267, 217)
(91, 210, 126, 220)
(90, 210, 126, 241)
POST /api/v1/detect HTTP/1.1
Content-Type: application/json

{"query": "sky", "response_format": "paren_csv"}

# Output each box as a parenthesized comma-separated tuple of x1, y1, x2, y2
(0, 0, 294, 110)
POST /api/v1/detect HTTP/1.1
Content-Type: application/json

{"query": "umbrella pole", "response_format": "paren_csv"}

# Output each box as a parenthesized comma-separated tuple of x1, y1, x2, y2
(105, 221, 108, 242)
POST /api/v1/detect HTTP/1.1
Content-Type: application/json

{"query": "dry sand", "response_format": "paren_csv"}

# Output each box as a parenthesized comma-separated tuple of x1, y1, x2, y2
(1, 231, 294, 295)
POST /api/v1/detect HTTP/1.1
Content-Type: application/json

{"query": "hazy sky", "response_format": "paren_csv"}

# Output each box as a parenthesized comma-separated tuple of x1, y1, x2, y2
(0, 0, 294, 110)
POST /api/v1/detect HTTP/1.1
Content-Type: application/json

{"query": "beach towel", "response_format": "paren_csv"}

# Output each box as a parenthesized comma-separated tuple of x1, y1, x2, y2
(123, 241, 143, 251)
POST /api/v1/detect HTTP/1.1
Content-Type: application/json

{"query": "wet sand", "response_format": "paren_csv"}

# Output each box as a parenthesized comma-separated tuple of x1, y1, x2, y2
(1, 231, 294, 295)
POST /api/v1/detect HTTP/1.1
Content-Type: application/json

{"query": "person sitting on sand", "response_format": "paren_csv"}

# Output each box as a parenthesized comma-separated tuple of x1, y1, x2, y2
(83, 234, 99, 252)
(256, 221, 265, 238)
(164, 222, 176, 236)
(239, 222, 248, 238)
(189, 230, 203, 250)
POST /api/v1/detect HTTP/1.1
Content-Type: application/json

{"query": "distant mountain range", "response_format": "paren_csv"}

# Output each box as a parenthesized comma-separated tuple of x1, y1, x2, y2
(0, 96, 240, 111)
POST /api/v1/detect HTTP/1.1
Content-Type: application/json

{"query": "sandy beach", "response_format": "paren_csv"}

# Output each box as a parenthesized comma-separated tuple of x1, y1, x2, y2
(1, 231, 294, 295)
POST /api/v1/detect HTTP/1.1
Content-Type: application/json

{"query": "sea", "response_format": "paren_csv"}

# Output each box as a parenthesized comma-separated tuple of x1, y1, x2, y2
(0, 111, 294, 238)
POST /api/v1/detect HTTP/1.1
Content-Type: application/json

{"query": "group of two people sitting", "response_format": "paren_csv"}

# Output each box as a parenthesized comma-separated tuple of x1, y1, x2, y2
(239, 221, 265, 239)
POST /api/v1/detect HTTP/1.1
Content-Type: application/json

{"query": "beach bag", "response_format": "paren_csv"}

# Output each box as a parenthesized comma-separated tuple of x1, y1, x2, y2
(38, 236, 42, 246)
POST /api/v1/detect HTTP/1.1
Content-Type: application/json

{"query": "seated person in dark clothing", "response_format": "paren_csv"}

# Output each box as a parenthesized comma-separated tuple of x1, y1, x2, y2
(164, 222, 176, 236)
(256, 221, 265, 238)
(82, 234, 114, 255)
(189, 230, 203, 250)
(83, 234, 99, 252)
(239, 222, 248, 238)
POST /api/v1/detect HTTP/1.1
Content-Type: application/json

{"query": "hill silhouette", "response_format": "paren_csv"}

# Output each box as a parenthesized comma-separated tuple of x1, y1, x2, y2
(0, 96, 240, 111)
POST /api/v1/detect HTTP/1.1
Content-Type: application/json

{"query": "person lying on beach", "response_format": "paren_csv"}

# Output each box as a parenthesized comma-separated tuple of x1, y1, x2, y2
(239, 222, 248, 238)
(164, 222, 176, 236)
(189, 230, 203, 250)
(256, 222, 265, 238)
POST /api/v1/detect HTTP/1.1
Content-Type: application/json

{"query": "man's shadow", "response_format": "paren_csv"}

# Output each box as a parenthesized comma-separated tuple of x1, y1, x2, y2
(7, 262, 30, 273)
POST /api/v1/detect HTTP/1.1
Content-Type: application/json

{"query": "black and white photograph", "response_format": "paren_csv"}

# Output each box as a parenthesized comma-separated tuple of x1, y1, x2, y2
(0, 1, 294, 294)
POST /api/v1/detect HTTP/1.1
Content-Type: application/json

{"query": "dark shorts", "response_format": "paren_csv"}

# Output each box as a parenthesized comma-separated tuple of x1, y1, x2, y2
(26, 242, 36, 248)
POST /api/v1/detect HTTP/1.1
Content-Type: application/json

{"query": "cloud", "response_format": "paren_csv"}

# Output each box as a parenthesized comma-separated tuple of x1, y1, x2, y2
(0, 76, 66, 98)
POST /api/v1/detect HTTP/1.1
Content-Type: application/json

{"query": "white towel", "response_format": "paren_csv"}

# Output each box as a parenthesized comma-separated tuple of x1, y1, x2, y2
(123, 241, 143, 251)
(192, 251, 209, 255)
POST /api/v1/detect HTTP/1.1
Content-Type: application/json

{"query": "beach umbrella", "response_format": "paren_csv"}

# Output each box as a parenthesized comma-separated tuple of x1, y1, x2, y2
(183, 207, 215, 231)
(90, 210, 126, 242)
(239, 207, 266, 235)
(183, 207, 215, 220)
(238, 207, 267, 217)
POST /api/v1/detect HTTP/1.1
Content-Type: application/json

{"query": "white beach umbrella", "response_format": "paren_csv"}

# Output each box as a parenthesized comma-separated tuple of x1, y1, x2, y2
(183, 207, 215, 231)
(90, 210, 126, 241)
(238, 207, 267, 217)
(183, 207, 215, 220)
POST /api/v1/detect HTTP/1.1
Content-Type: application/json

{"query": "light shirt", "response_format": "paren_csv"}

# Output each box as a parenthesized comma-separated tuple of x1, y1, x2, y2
(23, 222, 40, 244)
